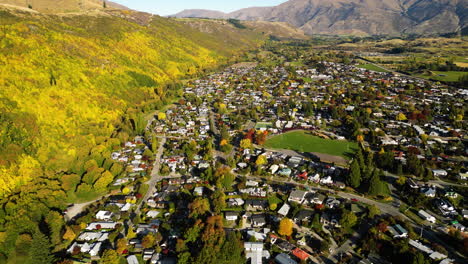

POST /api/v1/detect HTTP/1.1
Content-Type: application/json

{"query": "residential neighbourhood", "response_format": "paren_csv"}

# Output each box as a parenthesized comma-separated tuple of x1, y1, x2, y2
(61, 49, 467, 264)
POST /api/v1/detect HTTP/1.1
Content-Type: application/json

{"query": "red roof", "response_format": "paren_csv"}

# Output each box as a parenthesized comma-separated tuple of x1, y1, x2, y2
(292, 248, 310, 260)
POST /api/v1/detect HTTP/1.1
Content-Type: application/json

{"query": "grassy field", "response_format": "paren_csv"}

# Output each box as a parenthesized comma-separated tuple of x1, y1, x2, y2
(416, 71, 467, 82)
(264, 130, 357, 159)
(356, 63, 389, 73)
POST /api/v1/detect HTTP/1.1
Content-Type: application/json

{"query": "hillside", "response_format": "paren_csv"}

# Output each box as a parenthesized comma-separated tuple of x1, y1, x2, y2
(0, 0, 127, 13)
(0, 6, 265, 201)
(177, 18, 307, 40)
(174, 0, 468, 36)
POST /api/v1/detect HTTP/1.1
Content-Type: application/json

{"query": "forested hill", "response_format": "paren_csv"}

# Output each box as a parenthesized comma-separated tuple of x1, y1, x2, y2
(0, 6, 266, 259)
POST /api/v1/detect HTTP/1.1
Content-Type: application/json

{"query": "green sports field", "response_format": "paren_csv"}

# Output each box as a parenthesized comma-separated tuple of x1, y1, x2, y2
(265, 130, 357, 159)
(356, 63, 389, 73)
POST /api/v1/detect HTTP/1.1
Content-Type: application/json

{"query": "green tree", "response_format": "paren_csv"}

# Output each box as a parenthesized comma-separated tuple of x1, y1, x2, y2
(368, 169, 390, 197)
(347, 159, 361, 188)
(212, 190, 226, 214)
(28, 230, 53, 264)
(45, 210, 64, 246)
(368, 205, 381, 219)
(100, 249, 119, 264)
(340, 211, 357, 229)
(178, 252, 191, 264)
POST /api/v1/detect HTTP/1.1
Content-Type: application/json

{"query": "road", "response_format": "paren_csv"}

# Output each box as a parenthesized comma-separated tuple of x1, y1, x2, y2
(135, 136, 166, 215)
(383, 170, 467, 188)
(64, 194, 111, 221)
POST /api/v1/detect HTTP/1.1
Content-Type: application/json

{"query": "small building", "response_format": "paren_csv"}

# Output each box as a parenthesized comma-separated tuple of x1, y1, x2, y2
(274, 253, 297, 264)
(277, 204, 291, 217)
(225, 212, 239, 221)
(388, 224, 408, 238)
(95, 211, 114, 221)
(244, 242, 263, 264)
(292, 248, 310, 261)
(418, 210, 436, 224)
(288, 190, 307, 204)
(432, 169, 448, 177)
(251, 214, 266, 227)
(194, 187, 204, 196)
(127, 255, 139, 264)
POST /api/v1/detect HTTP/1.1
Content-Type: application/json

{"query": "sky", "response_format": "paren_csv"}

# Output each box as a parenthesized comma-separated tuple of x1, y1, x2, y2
(111, 0, 288, 16)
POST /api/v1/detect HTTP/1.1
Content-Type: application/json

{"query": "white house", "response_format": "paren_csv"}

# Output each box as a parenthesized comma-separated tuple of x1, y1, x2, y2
(418, 210, 436, 224)
(86, 222, 118, 230)
(225, 212, 239, 221)
(194, 187, 204, 196)
(277, 204, 290, 217)
(244, 242, 263, 264)
(432, 169, 448, 177)
(95, 211, 114, 221)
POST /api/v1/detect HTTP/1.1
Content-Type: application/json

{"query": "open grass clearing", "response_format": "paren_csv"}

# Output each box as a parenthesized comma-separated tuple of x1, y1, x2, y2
(264, 130, 357, 159)
(356, 63, 389, 72)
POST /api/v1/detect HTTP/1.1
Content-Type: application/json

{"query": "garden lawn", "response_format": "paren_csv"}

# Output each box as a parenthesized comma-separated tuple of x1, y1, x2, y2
(265, 130, 357, 159)
(356, 63, 389, 73)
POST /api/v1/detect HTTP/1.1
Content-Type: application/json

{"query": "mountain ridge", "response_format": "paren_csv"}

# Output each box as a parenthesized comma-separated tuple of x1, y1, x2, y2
(173, 0, 468, 35)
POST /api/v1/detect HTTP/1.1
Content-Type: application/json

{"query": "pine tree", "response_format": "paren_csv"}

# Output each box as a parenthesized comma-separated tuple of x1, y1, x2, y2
(28, 230, 54, 264)
(348, 159, 361, 188)
(368, 169, 390, 197)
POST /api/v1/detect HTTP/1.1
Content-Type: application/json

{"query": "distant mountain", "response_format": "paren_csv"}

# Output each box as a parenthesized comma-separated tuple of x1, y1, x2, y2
(174, 0, 468, 35)
(0, 0, 128, 13)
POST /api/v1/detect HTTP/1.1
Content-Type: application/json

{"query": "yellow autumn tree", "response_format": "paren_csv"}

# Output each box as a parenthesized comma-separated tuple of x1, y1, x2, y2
(157, 112, 167, 120)
(62, 226, 76, 241)
(240, 139, 252, 149)
(256, 155, 267, 166)
(278, 218, 293, 237)
(93, 171, 114, 190)
(396, 112, 407, 121)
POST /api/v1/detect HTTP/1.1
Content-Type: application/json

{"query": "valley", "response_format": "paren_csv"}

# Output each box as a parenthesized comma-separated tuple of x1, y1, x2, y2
(0, 1, 466, 264)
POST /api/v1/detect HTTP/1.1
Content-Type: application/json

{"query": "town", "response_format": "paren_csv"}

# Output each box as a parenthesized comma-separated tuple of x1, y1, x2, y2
(62, 49, 467, 264)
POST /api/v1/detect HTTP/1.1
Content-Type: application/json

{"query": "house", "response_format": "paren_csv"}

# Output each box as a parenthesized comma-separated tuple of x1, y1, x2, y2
(86, 222, 117, 230)
(270, 165, 280, 174)
(89, 242, 102, 257)
(127, 255, 139, 264)
(421, 186, 436, 197)
(294, 210, 314, 223)
(274, 253, 297, 264)
(136, 224, 159, 235)
(457, 173, 467, 180)
(432, 169, 448, 177)
(388, 224, 408, 238)
(321, 212, 340, 227)
(95, 211, 114, 221)
(418, 210, 436, 223)
(277, 204, 291, 217)
(324, 197, 341, 208)
(194, 187, 204, 196)
(462, 209, 468, 219)
(246, 200, 267, 211)
(279, 168, 292, 177)
(251, 214, 267, 227)
(143, 249, 155, 261)
(146, 210, 160, 218)
(244, 242, 263, 264)
(77, 232, 108, 242)
(292, 248, 310, 261)
(225, 212, 239, 221)
(308, 193, 326, 205)
(288, 190, 307, 204)
(227, 198, 244, 207)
